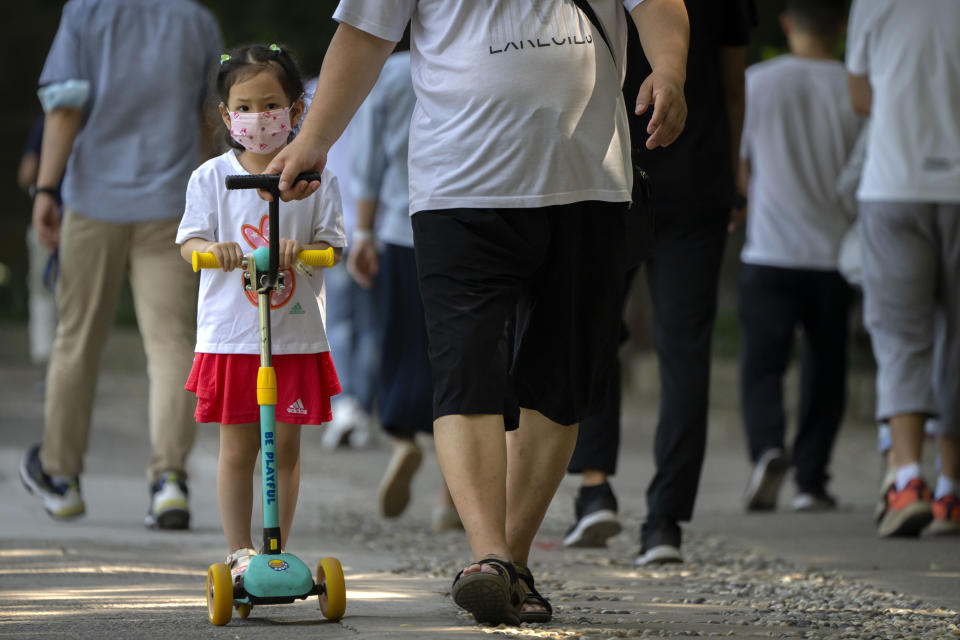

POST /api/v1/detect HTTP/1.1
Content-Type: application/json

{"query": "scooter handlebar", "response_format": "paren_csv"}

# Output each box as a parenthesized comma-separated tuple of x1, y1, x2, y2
(224, 172, 323, 191)
(192, 248, 335, 272)
(299, 248, 336, 268)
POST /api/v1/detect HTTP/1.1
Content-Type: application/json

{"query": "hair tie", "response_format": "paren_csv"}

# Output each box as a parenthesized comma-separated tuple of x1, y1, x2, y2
(219, 54, 231, 64)
(269, 44, 281, 54)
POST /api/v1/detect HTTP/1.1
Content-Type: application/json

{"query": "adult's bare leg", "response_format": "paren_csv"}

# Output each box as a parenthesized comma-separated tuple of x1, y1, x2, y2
(890, 412, 926, 468)
(434, 413, 510, 564)
(506, 408, 579, 566)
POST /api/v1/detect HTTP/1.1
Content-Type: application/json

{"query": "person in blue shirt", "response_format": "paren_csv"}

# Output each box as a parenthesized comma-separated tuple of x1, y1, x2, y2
(18, 0, 222, 530)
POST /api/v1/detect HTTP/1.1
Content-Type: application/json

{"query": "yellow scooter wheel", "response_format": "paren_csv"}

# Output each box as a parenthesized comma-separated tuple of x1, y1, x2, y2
(236, 603, 252, 619)
(317, 557, 346, 620)
(206, 563, 233, 626)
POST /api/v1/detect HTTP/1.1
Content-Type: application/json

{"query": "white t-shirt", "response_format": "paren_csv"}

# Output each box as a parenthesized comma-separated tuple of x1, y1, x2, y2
(176, 151, 347, 355)
(846, 0, 960, 203)
(740, 55, 864, 270)
(333, 0, 644, 214)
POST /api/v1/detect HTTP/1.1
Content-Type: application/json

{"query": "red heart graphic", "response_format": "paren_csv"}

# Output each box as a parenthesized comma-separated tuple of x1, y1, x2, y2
(240, 214, 296, 309)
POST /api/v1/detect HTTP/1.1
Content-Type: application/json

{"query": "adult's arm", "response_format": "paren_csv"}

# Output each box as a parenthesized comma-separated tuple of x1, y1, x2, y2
(263, 23, 396, 201)
(32, 107, 82, 250)
(722, 45, 747, 229)
(17, 151, 38, 193)
(347, 197, 380, 289)
(721, 46, 747, 179)
(848, 74, 872, 116)
(629, 0, 690, 148)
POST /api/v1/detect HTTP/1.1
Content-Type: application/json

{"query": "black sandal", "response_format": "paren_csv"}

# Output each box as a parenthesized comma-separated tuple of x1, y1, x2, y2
(514, 563, 553, 623)
(451, 556, 523, 626)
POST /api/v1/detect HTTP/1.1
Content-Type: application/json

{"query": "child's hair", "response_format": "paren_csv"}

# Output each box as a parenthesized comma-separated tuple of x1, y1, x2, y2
(785, 0, 848, 39)
(216, 43, 306, 151)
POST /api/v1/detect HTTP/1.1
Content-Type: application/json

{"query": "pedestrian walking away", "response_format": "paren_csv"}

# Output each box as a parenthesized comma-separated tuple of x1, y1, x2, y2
(846, 0, 960, 538)
(19, 0, 222, 530)
(565, 0, 752, 567)
(346, 48, 462, 532)
(737, 0, 863, 514)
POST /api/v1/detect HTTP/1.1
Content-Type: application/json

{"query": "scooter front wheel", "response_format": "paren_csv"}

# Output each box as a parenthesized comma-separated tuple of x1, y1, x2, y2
(317, 557, 346, 620)
(206, 563, 233, 626)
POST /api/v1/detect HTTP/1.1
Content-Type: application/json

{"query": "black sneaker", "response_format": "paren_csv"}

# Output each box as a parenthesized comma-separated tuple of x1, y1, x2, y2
(563, 482, 622, 548)
(744, 448, 789, 511)
(144, 471, 190, 530)
(19, 444, 85, 520)
(635, 517, 682, 566)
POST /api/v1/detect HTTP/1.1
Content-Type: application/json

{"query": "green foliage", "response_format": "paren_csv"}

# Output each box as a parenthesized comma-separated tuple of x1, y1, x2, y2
(199, 0, 340, 79)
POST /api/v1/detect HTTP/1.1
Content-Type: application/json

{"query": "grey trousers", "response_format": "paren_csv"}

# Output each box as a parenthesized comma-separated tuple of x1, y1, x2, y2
(859, 201, 960, 437)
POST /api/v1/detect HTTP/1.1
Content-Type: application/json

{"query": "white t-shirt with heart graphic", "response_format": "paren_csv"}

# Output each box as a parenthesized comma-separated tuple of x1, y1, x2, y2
(176, 150, 347, 354)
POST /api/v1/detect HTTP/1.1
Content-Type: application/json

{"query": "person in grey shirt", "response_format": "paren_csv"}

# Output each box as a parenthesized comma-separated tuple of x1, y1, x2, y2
(19, 0, 222, 530)
(346, 50, 462, 533)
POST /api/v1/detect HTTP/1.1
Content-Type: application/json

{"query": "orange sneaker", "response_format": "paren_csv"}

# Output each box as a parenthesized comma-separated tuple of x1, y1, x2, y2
(877, 477, 933, 537)
(928, 494, 960, 536)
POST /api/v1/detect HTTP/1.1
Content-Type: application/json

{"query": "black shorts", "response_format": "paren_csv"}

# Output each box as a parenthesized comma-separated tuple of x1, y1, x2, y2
(412, 201, 629, 429)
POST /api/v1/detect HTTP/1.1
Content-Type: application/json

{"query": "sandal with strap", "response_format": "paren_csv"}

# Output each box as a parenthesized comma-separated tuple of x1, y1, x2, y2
(451, 556, 523, 626)
(514, 563, 553, 623)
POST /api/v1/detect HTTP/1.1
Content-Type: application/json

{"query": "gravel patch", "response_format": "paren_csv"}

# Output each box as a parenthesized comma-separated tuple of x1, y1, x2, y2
(314, 504, 960, 639)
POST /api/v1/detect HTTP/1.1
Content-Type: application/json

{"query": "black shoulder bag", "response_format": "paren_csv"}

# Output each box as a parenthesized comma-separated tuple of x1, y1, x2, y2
(571, 0, 653, 267)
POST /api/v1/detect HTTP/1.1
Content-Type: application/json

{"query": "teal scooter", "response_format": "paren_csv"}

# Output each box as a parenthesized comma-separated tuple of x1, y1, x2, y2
(193, 172, 346, 626)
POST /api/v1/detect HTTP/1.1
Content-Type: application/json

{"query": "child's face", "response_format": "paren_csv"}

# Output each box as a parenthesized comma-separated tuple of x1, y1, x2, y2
(219, 69, 304, 138)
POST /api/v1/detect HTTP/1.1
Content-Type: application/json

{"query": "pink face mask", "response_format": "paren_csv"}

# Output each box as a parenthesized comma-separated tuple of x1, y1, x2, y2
(229, 107, 291, 154)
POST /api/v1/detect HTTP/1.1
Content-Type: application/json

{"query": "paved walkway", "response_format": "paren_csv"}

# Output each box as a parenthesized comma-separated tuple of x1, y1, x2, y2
(1, 323, 957, 639)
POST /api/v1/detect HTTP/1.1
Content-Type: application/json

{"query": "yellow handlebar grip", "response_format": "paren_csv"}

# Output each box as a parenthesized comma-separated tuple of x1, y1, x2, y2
(192, 251, 221, 272)
(298, 248, 335, 268)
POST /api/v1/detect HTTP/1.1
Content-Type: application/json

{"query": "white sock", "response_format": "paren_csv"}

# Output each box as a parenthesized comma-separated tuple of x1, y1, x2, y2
(50, 474, 73, 487)
(894, 463, 921, 491)
(934, 475, 960, 500)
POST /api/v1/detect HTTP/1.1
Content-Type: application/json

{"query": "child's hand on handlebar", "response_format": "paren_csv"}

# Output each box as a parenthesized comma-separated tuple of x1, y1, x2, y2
(278, 238, 303, 268)
(208, 242, 244, 272)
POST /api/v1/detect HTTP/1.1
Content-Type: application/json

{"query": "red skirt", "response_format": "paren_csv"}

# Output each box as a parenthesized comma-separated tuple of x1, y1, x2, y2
(185, 352, 341, 425)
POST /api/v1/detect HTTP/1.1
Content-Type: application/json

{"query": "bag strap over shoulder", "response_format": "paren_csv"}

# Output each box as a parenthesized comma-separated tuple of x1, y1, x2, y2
(571, 0, 614, 62)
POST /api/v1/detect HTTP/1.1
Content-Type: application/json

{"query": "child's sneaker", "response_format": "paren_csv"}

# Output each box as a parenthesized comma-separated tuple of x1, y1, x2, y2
(928, 494, 960, 536)
(144, 471, 190, 530)
(227, 548, 257, 585)
(877, 477, 933, 537)
(19, 444, 85, 520)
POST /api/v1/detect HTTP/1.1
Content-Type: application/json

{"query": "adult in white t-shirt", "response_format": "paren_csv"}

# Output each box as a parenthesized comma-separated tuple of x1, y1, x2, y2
(845, 0, 960, 538)
(266, 0, 691, 625)
(736, 0, 864, 516)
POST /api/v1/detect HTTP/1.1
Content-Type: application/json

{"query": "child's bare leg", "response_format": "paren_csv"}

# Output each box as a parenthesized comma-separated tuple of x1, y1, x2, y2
(276, 422, 302, 548)
(218, 423, 261, 552)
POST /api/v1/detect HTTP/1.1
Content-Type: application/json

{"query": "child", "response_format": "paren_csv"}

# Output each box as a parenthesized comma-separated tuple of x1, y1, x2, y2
(738, 0, 864, 512)
(176, 44, 346, 583)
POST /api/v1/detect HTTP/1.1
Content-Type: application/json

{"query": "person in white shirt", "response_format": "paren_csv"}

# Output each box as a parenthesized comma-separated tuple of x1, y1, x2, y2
(846, 0, 960, 538)
(265, 0, 689, 625)
(176, 44, 346, 585)
(737, 0, 863, 514)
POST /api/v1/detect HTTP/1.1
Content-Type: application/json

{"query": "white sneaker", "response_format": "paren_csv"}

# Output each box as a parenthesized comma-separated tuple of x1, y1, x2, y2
(19, 445, 85, 520)
(144, 472, 190, 530)
(378, 439, 422, 518)
(744, 448, 789, 511)
(432, 503, 464, 533)
(792, 490, 838, 512)
(322, 396, 363, 450)
(226, 548, 257, 585)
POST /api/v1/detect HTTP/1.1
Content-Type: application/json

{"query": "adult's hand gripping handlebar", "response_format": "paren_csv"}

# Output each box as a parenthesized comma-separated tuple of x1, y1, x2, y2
(192, 248, 335, 272)
(224, 172, 323, 191)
